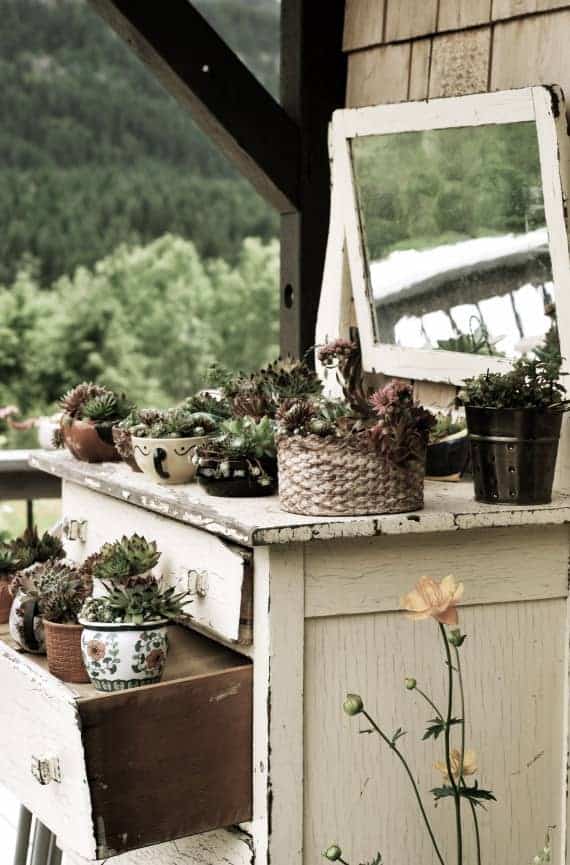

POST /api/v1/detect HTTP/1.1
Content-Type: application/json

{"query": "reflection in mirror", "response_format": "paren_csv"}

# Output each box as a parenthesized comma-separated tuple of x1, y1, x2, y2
(352, 123, 559, 363)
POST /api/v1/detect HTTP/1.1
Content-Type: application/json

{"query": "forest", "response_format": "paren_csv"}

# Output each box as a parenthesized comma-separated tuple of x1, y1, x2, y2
(0, 0, 280, 432)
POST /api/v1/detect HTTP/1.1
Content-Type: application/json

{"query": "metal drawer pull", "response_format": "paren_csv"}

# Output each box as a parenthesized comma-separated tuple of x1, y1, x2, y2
(31, 756, 62, 785)
(187, 569, 209, 598)
(62, 518, 87, 542)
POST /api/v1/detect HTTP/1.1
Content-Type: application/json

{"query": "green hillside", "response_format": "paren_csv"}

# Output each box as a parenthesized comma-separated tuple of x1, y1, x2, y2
(0, 0, 280, 285)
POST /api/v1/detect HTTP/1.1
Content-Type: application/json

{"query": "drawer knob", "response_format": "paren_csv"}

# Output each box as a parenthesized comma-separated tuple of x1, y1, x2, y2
(62, 518, 87, 542)
(31, 756, 62, 785)
(188, 569, 209, 598)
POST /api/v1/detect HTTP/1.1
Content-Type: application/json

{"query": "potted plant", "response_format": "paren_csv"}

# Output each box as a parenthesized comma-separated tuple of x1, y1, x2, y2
(458, 357, 569, 504)
(78, 534, 191, 691)
(4, 527, 66, 633)
(194, 416, 278, 497)
(58, 382, 132, 463)
(112, 409, 161, 472)
(24, 560, 93, 682)
(277, 339, 435, 516)
(426, 413, 469, 480)
(130, 409, 219, 484)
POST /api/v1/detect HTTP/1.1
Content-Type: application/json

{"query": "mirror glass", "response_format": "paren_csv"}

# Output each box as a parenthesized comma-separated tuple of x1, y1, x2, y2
(352, 123, 558, 361)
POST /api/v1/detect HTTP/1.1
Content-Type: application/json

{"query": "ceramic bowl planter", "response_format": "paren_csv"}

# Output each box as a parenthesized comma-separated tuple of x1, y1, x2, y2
(426, 430, 470, 479)
(465, 406, 563, 505)
(0, 581, 12, 624)
(80, 619, 169, 691)
(9, 591, 45, 654)
(112, 426, 141, 472)
(44, 620, 89, 683)
(62, 418, 121, 463)
(132, 435, 211, 484)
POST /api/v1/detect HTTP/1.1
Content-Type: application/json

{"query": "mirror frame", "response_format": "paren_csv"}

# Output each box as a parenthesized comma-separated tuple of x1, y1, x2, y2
(318, 86, 570, 386)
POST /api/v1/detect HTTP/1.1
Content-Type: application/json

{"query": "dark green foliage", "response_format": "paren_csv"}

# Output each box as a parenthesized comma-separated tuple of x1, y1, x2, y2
(30, 560, 93, 625)
(6, 526, 65, 571)
(128, 408, 219, 439)
(93, 535, 161, 585)
(195, 416, 276, 485)
(431, 783, 497, 807)
(60, 382, 132, 425)
(180, 393, 232, 419)
(459, 357, 568, 409)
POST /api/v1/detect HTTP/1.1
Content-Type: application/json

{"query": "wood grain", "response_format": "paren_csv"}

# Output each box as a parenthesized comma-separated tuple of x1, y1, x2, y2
(304, 600, 568, 865)
(346, 43, 411, 107)
(438, 0, 492, 30)
(493, 0, 570, 19)
(409, 38, 432, 101)
(429, 27, 491, 97)
(384, 0, 438, 42)
(305, 524, 569, 617)
(343, 0, 385, 51)
(491, 9, 570, 102)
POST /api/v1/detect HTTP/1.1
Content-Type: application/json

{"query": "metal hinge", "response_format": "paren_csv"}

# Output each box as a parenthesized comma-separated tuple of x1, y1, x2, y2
(31, 756, 62, 786)
(62, 518, 88, 542)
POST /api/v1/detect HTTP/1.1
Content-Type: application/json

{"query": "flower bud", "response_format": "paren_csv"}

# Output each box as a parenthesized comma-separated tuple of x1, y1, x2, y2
(324, 846, 342, 861)
(404, 677, 417, 690)
(343, 693, 363, 716)
(448, 629, 466, 647)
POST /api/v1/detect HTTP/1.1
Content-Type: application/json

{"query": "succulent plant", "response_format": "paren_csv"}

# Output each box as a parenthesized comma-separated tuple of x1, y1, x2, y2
(458, 357, 568, 410)
(11, 558, 93, 624)
(317, 339, 372, 417)
(7, 527, 66, 571)
(0, 545, 17, 580)
(368, 381, 435, 465)
(260, 356, 322, 401)
(59, 381, 132, 425)
(180, 392, 232, 419)
(194, 416, 277, 486)
(92, 534, 161, 586)
(127, 408, 219, 439)
(80, 580, 190, 625)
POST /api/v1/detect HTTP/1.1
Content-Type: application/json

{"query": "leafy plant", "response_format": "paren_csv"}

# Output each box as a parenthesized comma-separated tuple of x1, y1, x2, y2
(60, 382, 132, 425)
(30, 560, 93, 624)
(430, 413, 466, 442)
(180, 392, 232, 419)
(3, 527, 66, 573)
(92, 534, 160, 585)
(194, 416, 276, 485)
(459, 357, 568, 410)
(81, 581, 190, 625)
(128, 408, 219, 439)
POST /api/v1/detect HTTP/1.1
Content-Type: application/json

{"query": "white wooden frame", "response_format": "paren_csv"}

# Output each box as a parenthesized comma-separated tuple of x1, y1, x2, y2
(318, 86, 570, 386)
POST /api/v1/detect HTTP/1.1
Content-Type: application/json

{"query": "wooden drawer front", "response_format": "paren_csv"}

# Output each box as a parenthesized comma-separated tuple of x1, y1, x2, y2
(62, 482, 253, 646)
(0, 626, 253, 860)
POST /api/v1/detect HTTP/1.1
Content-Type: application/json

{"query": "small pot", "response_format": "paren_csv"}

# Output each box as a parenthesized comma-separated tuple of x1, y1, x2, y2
(465, 406, 563, 505)
(62, 419, 121, 463)
(132, 435, 211, 484)
(44, 620, 89, 683)
(80, 618, 169, 691)
(0, 581, 12, 624)
(112, 427, 141, 472)
(197, 456, 278, 498)
(426, 430, 470, 479)
(9, 591, 45, 654)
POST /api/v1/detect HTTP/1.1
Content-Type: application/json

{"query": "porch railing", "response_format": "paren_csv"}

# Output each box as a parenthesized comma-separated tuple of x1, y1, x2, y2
(0, 450, 61, 530)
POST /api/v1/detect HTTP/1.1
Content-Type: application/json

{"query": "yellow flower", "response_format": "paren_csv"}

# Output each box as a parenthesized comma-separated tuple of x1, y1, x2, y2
(435, 748, 477, 780)
(401, 575, 464, 625)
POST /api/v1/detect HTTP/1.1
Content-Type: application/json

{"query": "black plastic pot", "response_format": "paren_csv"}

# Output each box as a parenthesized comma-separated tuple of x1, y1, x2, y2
(426, 431, 470, 478)
(197, 456, 278, 498)
(465, 406, 563, 505)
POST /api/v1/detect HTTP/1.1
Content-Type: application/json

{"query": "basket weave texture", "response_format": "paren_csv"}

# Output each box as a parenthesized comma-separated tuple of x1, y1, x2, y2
(278, 433, 426, 516)
(0, 582, 12, 625)
(44, 620, 90, 683)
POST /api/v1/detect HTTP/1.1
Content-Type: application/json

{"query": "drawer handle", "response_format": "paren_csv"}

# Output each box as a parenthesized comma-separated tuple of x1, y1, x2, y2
(31, 756, 62, 786)
(188, 569, 209, 598)
(62, 518, 87, 542)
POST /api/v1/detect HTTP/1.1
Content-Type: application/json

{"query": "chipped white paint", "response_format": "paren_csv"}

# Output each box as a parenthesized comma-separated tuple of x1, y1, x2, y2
(62, 828, 254, 865)
(62, 483, 251, 645)
(30, 452, 570, 546)
(323, 86, 570, 387)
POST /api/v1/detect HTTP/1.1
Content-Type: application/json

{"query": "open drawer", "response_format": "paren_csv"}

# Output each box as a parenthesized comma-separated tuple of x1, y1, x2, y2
(0, 624, 252, 860)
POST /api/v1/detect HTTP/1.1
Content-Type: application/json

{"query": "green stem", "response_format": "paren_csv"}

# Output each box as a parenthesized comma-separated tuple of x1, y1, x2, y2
(468, 798, 482, 865)
(440, 624, 463, 865)
(454, 646, 480, 865)
(415, 686, 444, 722)
(362, 709, 446, 865)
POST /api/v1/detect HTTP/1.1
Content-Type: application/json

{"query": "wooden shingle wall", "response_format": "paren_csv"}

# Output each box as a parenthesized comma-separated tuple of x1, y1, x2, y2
(344, 1, 570, 112)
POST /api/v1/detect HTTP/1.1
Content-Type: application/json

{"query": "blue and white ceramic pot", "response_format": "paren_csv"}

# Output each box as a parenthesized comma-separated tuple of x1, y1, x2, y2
(79, 619, 169, 692)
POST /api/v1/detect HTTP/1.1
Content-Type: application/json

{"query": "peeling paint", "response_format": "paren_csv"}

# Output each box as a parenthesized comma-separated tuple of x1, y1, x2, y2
(209, 682, 241, 702)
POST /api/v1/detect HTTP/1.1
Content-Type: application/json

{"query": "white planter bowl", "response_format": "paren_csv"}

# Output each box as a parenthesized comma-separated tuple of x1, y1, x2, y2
(80, 619, 169, 692)
(9, 590, 45, 654)
(131, 435, 211, 484)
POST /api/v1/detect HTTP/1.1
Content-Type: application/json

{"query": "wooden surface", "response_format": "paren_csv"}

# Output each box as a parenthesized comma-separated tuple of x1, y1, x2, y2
(385, 0, 438, 42)
(62, 483, 253, 647)
(304, 599, 568, 865)
(0, 449, 61, 500)
(32, 451, 570, 546)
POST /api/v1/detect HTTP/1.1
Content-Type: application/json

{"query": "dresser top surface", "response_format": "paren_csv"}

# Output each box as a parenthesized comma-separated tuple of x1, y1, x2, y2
(31, 450, 570, 546)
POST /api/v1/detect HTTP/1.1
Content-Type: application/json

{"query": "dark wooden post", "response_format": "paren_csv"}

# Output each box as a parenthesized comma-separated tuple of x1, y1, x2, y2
(280, 0, 347, 359)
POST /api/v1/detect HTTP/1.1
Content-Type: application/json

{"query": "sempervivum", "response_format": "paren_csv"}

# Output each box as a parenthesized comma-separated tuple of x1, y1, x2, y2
(60, 383, 108, 418)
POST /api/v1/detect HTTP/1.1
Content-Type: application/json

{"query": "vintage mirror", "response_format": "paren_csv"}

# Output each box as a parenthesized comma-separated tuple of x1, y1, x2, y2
(318, 87, 570, 385)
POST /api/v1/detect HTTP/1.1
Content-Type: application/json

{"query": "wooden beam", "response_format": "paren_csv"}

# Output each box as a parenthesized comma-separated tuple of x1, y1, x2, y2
(87, 0, 301, 213)
(280, 0, 348, 357)
(0, 451, 61, 501)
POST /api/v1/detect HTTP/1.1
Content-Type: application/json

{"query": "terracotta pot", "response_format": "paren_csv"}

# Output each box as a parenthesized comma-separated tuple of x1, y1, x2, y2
(0, 581, 12, 624)
(112, 427, 141, 472)
(80, 618, 169, 691)
(62, 419, 121, 463)
(44, 620, 90, 683)
(131, 435, 211, 484)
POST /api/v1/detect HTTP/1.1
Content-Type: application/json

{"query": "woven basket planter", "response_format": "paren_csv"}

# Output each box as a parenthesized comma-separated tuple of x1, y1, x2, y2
(44, 620, 90, 684)
(278, 433, 426, 516)
(0, 581, 12, 625)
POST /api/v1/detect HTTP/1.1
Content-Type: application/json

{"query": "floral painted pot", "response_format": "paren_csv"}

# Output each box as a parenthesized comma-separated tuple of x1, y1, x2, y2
(9, 591, 45, 654)
(0, 581, 12, 624)
(131, 435, 211, 485)
(62, 418, 121, 463)
(79, 619, 169, 691)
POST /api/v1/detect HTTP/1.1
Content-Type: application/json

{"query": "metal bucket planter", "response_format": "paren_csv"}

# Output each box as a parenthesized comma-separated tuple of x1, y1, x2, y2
(465, 406, 563, 505)
(426, 430, 470, 479)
